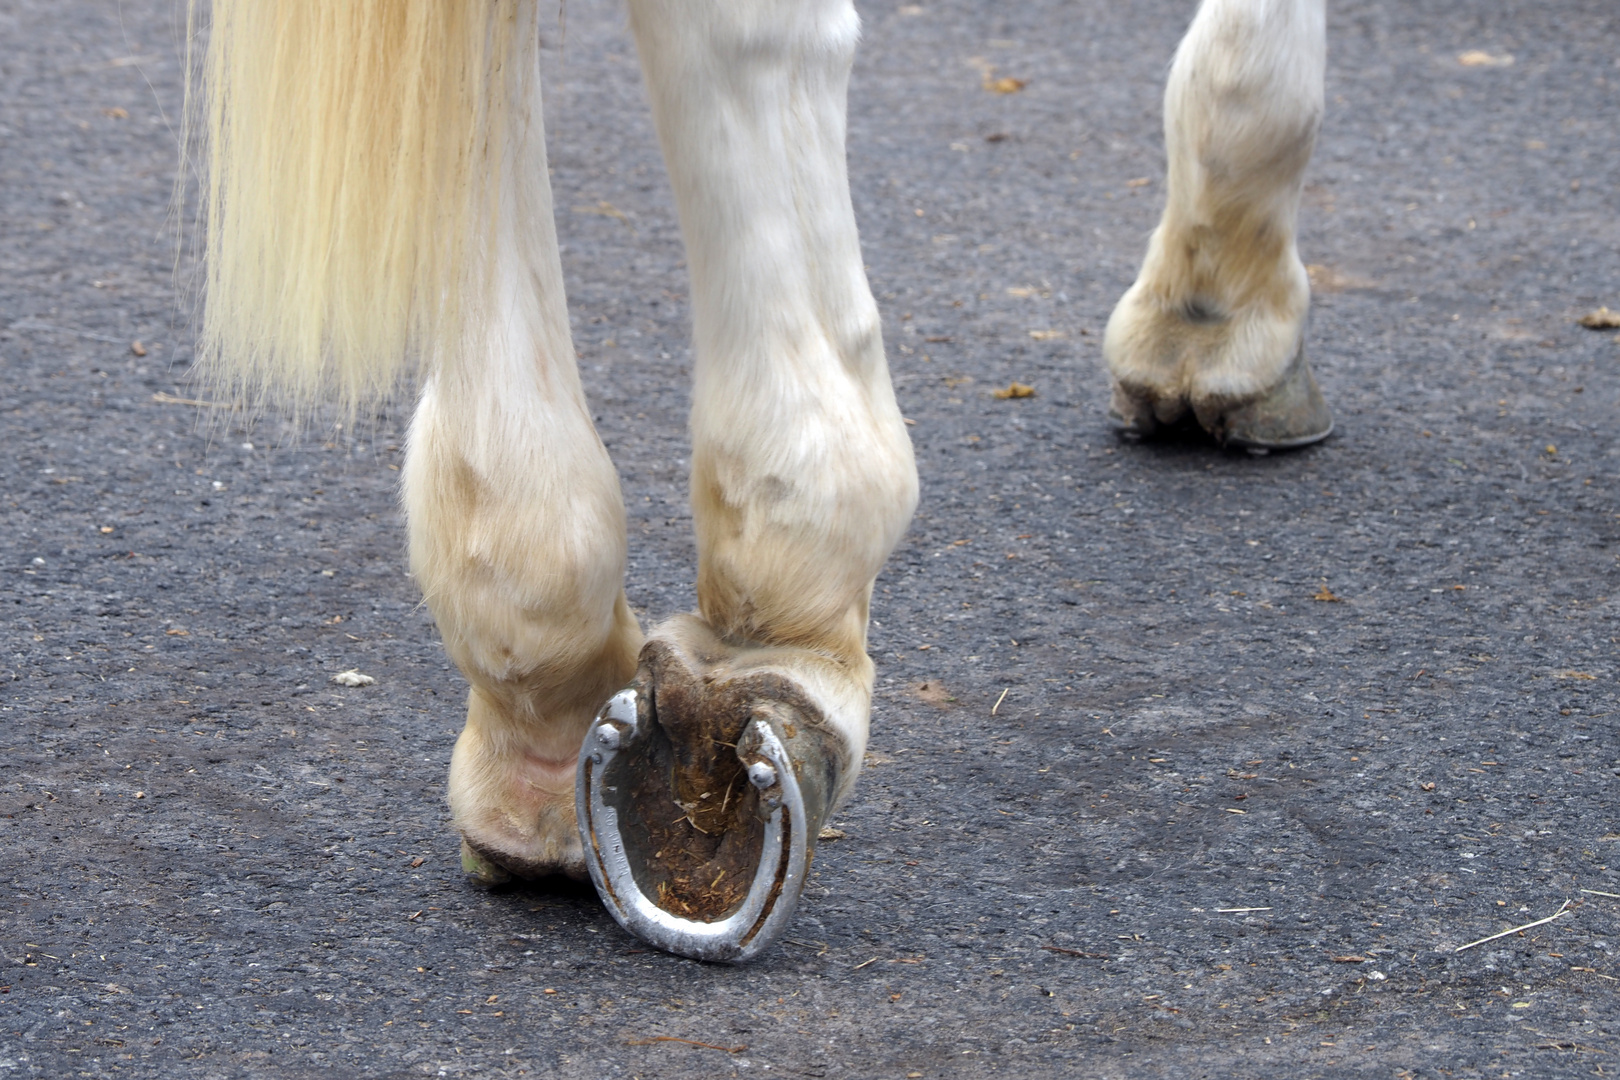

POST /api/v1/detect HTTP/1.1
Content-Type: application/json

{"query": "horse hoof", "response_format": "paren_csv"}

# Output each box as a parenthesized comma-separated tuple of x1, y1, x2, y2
(1106, 383, 1158, 442)
(460, 839, 514, 886)
(575, 644, 843, 962)
(1202, 342, 1333, 451)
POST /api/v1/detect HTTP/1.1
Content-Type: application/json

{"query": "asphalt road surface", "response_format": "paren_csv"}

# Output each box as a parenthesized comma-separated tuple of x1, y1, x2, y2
(4, 1, 1619, 1077)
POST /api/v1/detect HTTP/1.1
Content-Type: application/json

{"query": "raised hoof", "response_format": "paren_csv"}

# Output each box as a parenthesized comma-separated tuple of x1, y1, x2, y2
(461, 839, 514, 886)
(1202, 344, 1333, 451)
(575, 647, 842, 963)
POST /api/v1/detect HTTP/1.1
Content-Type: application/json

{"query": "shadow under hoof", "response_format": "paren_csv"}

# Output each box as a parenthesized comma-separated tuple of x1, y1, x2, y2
(575, 642, 842, 963)
(1109, 410, 1215, 449)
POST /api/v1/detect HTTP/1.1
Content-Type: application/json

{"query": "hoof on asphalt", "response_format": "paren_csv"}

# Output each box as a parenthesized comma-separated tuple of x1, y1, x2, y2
(1106, 381, 1163, 442)
(1106, 409, 1152, 443)
(1200, 343, 1333, 451)
(575, 639, 843, 963)
(1109, 344, 1332, 453)
(461, 839, 514, 886)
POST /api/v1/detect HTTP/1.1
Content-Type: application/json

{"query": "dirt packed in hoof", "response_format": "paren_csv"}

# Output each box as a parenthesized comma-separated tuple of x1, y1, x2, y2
(616, 639, 845, 920)
(617, 719, 764, 922)
(612, 641, 815, 921)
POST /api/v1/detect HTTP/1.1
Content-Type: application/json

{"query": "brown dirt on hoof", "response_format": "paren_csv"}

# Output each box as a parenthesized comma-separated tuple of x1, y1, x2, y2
(622, 755, 764, 921)
(611, 641, 822, 922)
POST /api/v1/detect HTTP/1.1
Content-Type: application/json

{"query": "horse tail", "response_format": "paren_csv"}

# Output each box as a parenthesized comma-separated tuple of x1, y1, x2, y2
(184, 1, 532, 412)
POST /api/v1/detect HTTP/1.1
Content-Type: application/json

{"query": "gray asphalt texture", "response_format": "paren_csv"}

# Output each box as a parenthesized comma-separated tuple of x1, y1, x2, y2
(4, 1, 1619, 1077)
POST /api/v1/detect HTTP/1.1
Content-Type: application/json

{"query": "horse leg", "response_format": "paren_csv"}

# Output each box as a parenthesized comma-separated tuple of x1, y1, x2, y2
(403, 52, 641, 883)
(1104, 0, 1332, 449)
(576, 0, 918, 960)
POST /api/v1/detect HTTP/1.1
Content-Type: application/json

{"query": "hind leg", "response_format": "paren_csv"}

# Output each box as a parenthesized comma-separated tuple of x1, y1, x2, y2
(1105, 0, 1332, 449)
(404, 51, 641, 882)
(577, 0, 918, 959)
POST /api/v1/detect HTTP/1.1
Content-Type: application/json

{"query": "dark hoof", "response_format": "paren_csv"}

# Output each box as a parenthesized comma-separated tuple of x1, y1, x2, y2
(1106, 382, 1159, 442)
(460, 840, 514, 886)
(1205, 343, 1333, 451)
(575, 644, 843, 963)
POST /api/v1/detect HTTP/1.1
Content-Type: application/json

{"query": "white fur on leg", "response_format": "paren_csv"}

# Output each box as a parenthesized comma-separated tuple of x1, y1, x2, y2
(629, 0, 917, 767)
(1105, 0, 1326, 422)
(404, 47, 640, 878)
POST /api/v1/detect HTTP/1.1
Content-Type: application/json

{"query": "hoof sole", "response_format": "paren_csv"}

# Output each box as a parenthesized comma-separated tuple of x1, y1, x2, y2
(576, 647, 842, 963)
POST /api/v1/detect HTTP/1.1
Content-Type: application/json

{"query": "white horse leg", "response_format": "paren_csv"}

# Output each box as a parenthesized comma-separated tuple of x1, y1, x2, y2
(403, 56, 641, 882)
(1104, 0, 1332, 448)
(576, 0, 917, 958)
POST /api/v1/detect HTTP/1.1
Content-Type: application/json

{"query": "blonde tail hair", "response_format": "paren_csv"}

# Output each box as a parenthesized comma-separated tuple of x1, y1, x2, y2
(185, 0, 533, 411)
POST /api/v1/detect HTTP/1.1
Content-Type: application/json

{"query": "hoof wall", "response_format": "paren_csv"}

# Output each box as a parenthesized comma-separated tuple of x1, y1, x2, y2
(461, 840, 514, 886)
(1212, 345, 1333, 451)
(1106, 382, 1163, 443)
